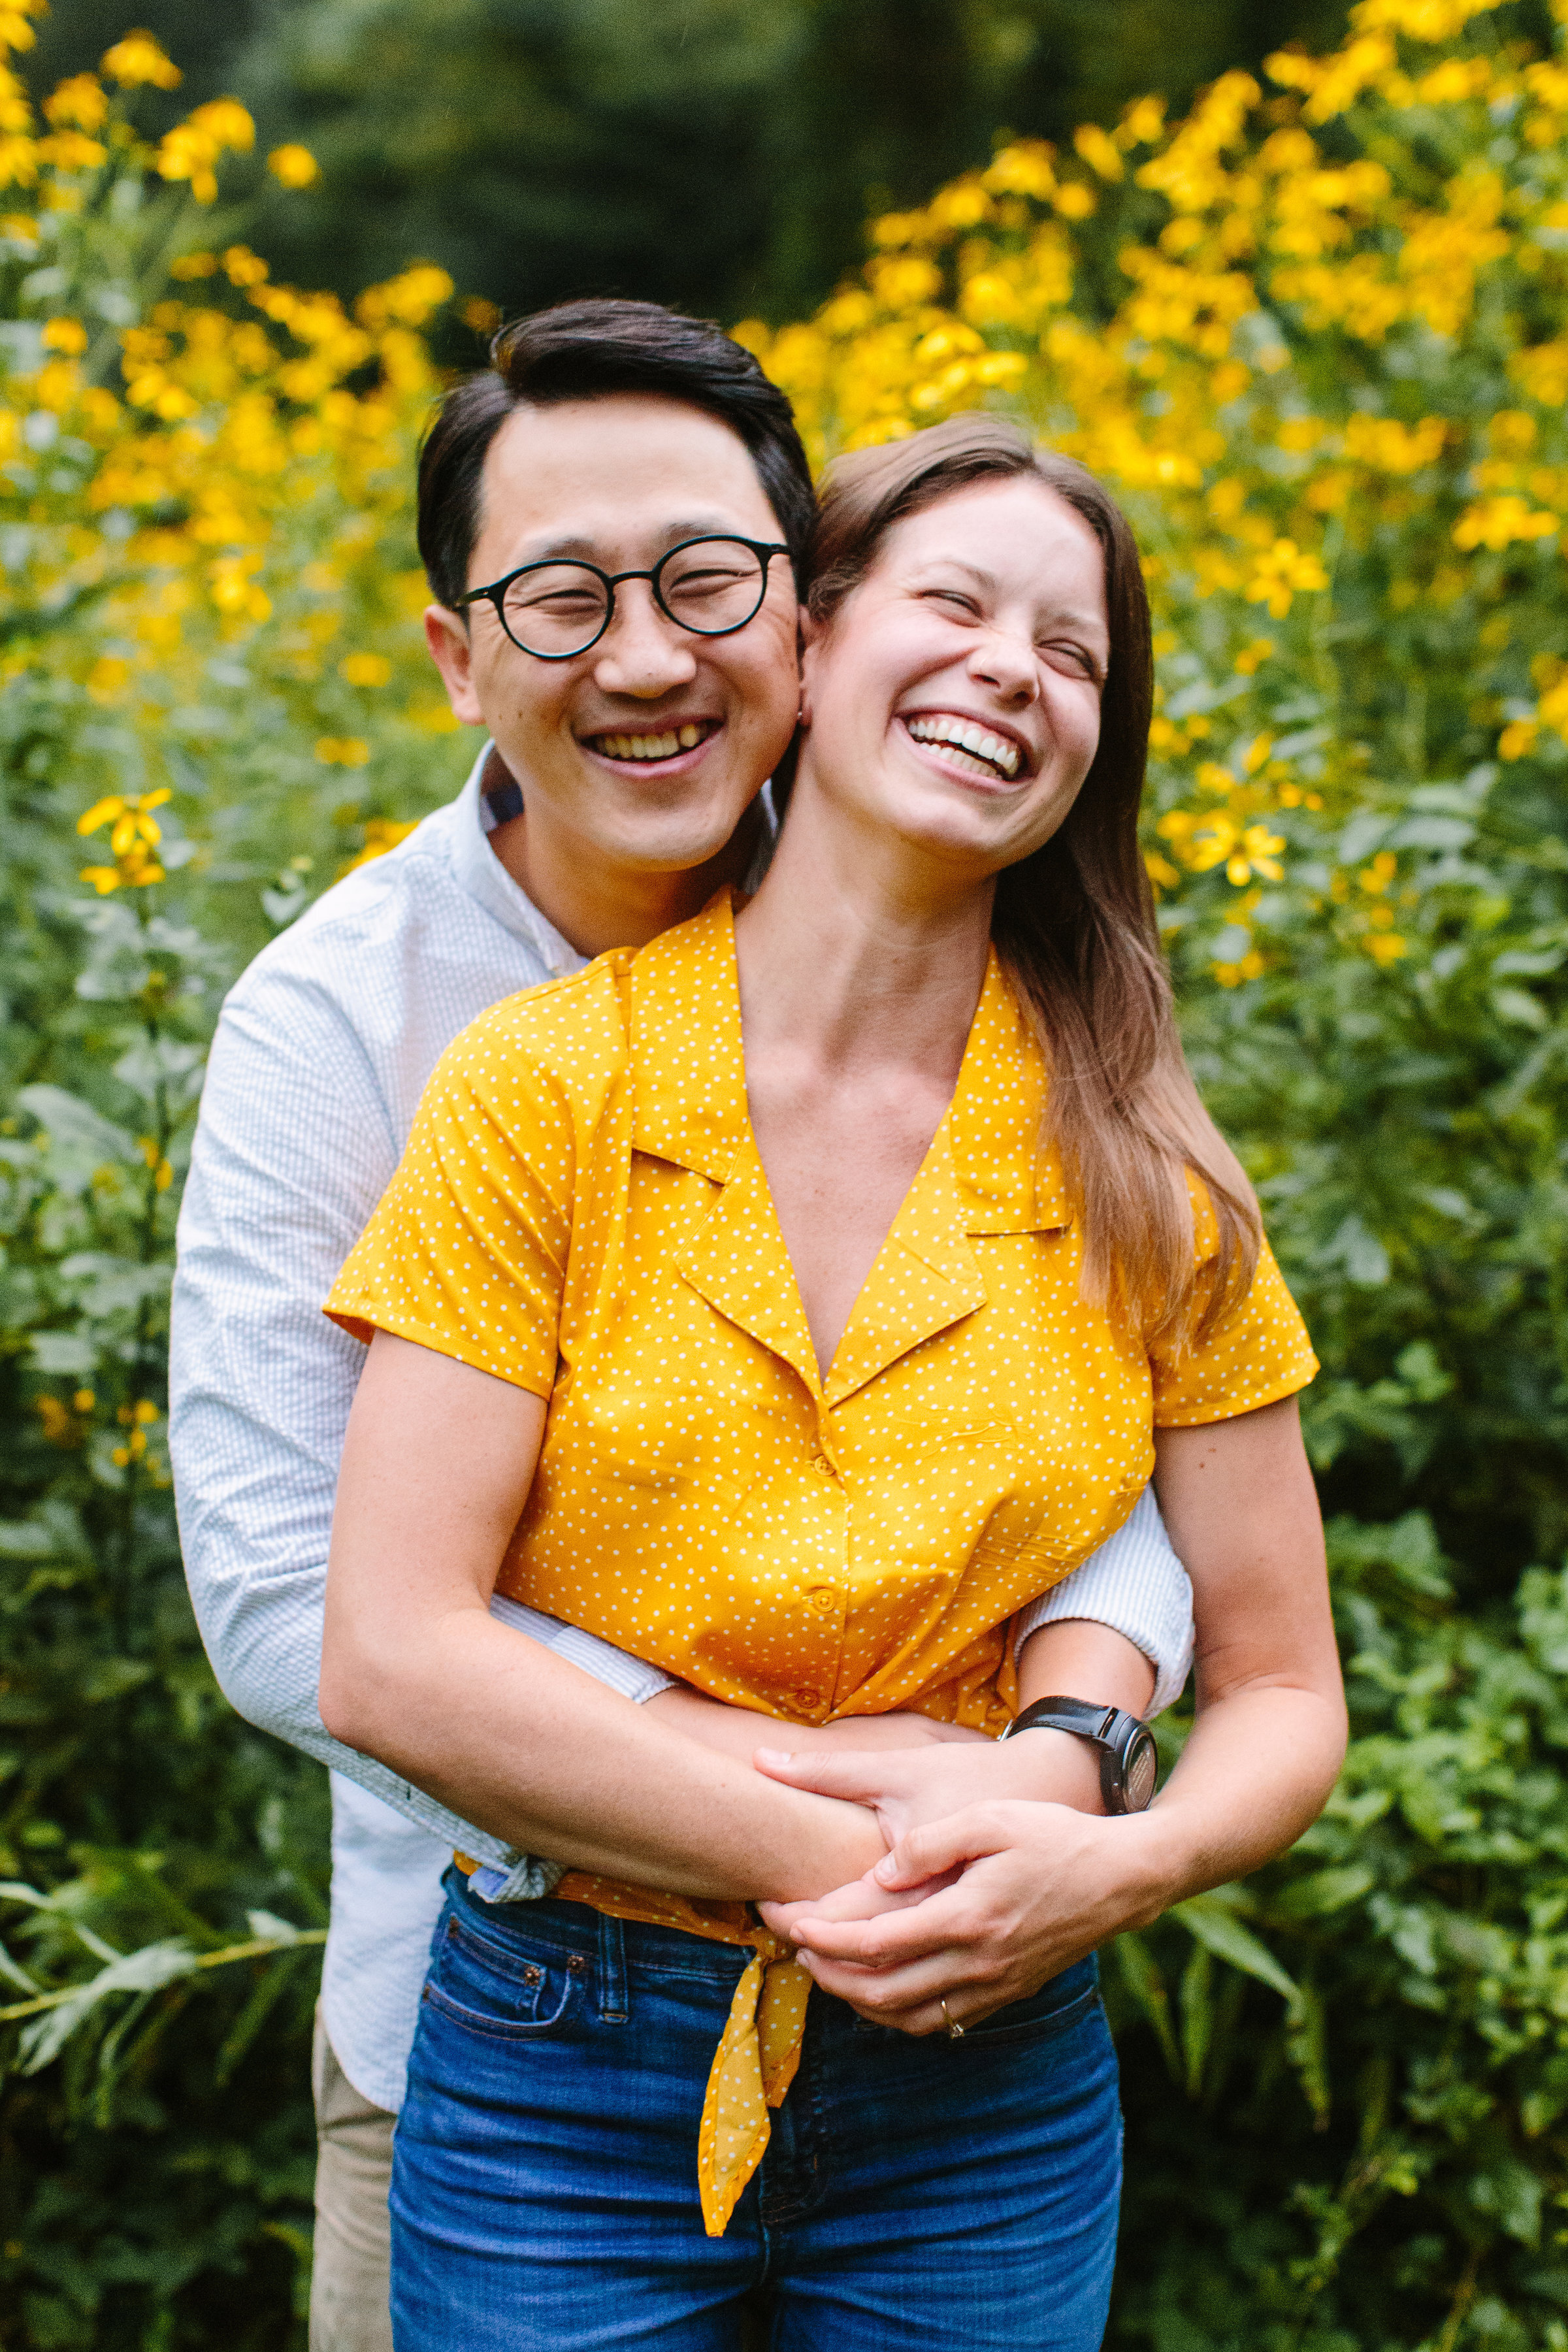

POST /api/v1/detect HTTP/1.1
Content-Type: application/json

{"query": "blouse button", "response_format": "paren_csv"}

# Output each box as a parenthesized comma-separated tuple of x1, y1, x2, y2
(811, 1455, 837, 1478)
(807, 1586, 837, 1614)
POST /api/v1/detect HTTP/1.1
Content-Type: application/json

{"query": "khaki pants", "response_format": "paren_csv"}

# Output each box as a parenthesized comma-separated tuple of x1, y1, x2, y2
(311, 2007, 396, 2352)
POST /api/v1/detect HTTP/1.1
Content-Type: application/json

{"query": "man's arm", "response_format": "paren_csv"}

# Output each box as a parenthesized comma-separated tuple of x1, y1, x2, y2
(1012, 1482, 1190, 1715)
(170, 966, 677, 1877)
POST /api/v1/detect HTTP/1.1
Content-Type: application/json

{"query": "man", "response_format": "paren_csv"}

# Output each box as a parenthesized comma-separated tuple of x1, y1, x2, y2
(170, 300, 1194, 2352)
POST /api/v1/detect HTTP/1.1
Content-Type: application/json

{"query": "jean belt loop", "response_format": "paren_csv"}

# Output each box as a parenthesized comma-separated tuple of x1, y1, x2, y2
(596, 1910, 629, 2023)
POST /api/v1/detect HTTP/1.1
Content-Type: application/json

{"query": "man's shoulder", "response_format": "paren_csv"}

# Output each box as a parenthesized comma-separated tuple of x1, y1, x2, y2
(235, 806, 461, 985)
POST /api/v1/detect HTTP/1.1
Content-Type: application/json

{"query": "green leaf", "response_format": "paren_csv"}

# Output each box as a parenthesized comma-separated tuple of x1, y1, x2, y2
(1173, 1895, 1300, 2006)
(1111, 1930, 1181, 2079)
(1271, 1865, 1377, 1920)
(16, 1939, 196, 2074)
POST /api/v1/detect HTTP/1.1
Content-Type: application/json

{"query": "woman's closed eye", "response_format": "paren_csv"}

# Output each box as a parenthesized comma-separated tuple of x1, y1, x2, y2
(1039, 640, 1103, 684)
(919, 586, 984, 619)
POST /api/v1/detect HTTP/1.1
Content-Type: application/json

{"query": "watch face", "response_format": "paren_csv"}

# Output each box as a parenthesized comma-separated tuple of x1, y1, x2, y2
(1125, 1729, 1159, 1812)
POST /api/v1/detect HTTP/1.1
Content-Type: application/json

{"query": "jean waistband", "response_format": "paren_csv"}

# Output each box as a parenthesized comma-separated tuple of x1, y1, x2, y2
(445, 1864, 1100, 2006)
(446, 1867, 762, 1979)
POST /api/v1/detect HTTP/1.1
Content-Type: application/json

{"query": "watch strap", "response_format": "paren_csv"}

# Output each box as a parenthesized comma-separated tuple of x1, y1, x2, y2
(1002, 1695, 1158, 1814)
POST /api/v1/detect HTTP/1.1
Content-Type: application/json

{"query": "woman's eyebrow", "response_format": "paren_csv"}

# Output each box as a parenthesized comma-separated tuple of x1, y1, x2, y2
(913, 554, 1107, 629)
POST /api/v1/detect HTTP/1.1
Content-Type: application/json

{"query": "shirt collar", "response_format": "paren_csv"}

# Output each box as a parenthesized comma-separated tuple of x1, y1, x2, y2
(449, 740, 779, 981)
(446, 740, 582, 979)
(627, 890, 1071, 1236)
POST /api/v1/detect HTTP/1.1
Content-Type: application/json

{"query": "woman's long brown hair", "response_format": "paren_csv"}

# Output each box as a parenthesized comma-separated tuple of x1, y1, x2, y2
(807, 413, 1260, 1343)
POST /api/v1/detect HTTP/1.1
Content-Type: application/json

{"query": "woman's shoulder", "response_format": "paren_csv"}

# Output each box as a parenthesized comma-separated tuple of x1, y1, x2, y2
(427, 948, 638, 1120)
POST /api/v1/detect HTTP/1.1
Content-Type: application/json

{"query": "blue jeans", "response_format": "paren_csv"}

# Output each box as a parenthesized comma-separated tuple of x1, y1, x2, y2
(391, 1869, 1121, 2351)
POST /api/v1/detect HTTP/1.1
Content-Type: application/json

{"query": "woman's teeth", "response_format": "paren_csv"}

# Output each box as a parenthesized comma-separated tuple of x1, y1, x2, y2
(591, 722, 709, 763)
(905, 713, 1022, 781)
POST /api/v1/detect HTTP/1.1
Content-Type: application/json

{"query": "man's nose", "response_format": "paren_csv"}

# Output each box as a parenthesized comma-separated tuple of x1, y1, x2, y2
(968, 628, 1039, 706)
(591, 582, 698, 698)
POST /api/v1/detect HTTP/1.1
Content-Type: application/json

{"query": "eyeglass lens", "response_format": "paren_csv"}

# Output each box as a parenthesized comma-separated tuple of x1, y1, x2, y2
(499, 538, 770, 657)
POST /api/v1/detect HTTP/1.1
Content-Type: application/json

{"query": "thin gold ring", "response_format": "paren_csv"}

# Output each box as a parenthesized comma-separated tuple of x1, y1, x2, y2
(941, 1997, 964, 2041)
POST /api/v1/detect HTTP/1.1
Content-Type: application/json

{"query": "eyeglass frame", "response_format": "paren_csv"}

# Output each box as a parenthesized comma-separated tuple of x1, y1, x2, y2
(453, 533, 794, 662)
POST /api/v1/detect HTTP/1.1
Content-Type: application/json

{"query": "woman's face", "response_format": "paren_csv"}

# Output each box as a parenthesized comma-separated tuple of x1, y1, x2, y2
(796, 475, 1111, 883)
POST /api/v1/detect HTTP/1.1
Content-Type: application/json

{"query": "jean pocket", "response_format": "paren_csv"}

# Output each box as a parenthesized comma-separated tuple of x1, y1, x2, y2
(421, 1912, 587, 2042)
(963, 1961, 1102, 2048)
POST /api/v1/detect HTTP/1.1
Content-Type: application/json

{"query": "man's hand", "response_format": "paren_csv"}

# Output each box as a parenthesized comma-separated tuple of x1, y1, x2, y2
(644, 1684, 988, 1762)
(751, 1724, 1105, 1840)
(759, 1799, 1168, 2036)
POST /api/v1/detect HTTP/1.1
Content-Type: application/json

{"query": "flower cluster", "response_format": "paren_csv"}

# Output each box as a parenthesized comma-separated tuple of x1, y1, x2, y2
(739, 0, 1568, 987)
(0, 16, 465, 913)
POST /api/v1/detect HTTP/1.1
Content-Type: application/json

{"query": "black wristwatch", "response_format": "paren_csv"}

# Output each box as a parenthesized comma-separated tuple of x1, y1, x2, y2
(1000, 1697, 1160, 1815)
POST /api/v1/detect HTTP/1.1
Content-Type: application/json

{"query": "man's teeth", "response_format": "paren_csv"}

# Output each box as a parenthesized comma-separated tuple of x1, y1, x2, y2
(593, 723, 707, 762)
(905, 714, 1022, 779)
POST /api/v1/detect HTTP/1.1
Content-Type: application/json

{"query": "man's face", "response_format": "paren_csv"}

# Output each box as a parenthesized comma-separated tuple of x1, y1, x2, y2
(425, 393, 802, 882)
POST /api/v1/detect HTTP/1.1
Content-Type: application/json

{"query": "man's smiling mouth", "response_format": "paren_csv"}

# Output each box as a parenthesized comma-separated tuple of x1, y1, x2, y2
(902, 712, 1024, 783)
(583, 719, 721, 766)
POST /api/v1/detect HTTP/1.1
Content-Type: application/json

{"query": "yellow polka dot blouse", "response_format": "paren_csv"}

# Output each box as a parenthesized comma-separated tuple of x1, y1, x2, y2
(327, 888, 1318, 2234)
(328, 888, 1317, 1737)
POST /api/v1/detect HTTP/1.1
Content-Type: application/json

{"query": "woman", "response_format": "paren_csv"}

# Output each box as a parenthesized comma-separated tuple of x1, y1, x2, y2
(321, 415, 1345, 2348)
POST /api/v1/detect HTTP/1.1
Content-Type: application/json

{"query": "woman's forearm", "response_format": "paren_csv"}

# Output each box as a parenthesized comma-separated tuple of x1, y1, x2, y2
(322, 1598, 887, 1901)
(1107, 1679, 1347, 1919)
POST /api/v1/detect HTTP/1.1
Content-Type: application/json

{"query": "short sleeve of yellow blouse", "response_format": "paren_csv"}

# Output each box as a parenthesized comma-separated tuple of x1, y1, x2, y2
(323, 962, 630, 1397)
(1150, 1172, 1318, 1427)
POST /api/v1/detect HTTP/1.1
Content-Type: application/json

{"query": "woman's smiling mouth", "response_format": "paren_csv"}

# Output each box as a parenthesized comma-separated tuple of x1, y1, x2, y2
(901, 711, 1026, 784)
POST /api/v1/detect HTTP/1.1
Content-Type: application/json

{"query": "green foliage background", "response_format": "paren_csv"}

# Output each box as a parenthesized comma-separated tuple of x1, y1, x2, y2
(4, 5, 1568, 2349)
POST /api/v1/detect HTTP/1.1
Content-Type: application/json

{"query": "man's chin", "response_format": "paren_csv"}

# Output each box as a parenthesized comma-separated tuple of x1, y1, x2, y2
(590, 808, 761, 881)
(573, 781, 766, 881)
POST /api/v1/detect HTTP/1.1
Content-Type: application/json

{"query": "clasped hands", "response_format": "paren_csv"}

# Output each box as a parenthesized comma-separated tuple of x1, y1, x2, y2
(649, 1687, 1167, 2041)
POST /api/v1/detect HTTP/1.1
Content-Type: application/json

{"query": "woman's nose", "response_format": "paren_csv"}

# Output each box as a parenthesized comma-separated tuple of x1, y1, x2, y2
(968, 628, 1039, 705)
(591, 582, 698, 696)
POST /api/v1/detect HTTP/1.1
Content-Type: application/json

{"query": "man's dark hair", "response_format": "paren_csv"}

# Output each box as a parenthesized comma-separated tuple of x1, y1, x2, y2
(416, 298, 815, 612)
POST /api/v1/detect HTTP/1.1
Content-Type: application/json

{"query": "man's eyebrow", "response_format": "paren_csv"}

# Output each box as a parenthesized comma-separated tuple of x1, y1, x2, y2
(505, 516, 756, 567)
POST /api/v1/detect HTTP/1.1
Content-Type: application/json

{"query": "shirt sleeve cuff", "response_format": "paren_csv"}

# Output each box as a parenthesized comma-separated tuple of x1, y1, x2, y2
(1013, 1484, 1194, 1716)
(487, 1593, 678, 1703)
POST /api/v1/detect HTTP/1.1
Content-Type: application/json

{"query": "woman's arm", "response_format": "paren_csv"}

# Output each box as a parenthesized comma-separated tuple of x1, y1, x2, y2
(319, 1330, 886, 1902)
(753, 1394, 1345, 2032)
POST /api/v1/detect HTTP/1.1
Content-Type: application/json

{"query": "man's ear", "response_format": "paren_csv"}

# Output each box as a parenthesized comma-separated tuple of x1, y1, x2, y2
(423, 605, 484, 725)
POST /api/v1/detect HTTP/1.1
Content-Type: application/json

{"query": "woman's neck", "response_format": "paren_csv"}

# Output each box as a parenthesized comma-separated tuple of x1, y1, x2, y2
(732, 777, 996, 1379)
(734, 781, 994, 1087)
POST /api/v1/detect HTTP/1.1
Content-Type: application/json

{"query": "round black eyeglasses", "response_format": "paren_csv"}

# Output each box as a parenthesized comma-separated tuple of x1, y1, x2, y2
(455, 534, 792, 661)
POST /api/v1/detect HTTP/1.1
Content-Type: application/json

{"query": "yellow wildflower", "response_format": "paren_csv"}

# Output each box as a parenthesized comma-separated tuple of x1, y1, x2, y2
(340, 651, 392, 687)
(344, 816, 419, 870)
(267, 143, 319, 189)
(1247, 539, 1330, 616)
(101, 30, 182, 89)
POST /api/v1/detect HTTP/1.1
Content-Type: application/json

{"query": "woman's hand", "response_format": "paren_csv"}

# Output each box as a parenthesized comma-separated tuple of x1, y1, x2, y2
(759, 1394, 1347, 2036)
(760, 1801, 1169, 2035)
(752, 1726, 1104, 1838)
